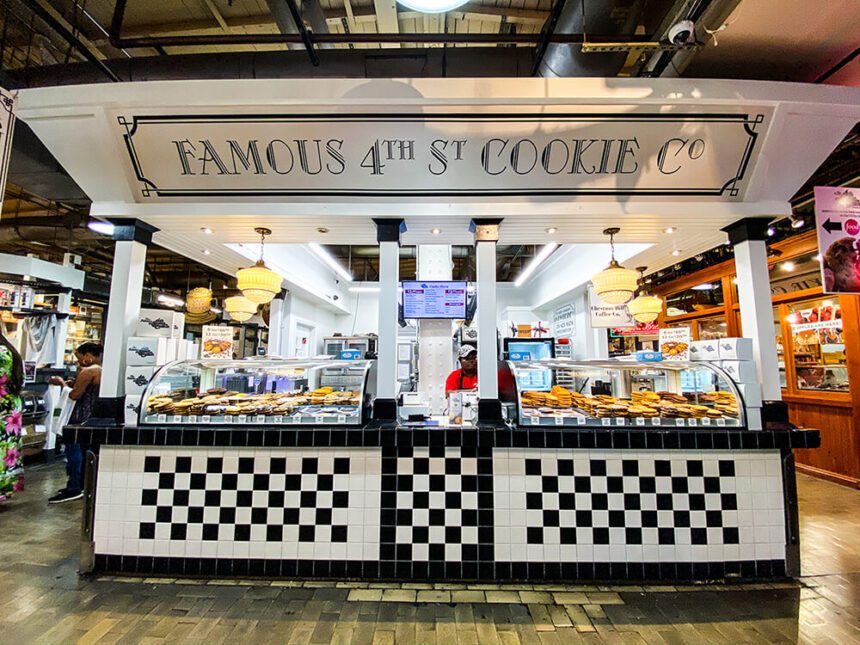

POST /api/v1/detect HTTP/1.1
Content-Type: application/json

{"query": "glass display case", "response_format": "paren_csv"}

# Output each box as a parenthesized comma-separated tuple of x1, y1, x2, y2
(138, 357, 374, 425)
(501, 359, 745, 429)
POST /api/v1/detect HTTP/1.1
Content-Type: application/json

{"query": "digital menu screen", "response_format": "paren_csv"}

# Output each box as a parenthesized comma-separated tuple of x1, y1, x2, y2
(402, 281, 468, 319)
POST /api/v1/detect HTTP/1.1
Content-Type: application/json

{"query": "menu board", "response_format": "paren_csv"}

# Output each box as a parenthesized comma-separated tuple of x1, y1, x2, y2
(402, 281, 467, 319)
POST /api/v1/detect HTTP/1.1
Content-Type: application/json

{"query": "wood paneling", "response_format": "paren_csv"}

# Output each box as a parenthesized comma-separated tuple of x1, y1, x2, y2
(791, 401, 860, 488)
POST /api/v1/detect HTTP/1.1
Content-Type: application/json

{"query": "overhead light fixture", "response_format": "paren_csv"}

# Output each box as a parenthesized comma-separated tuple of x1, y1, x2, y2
(396, 0, 469, 13)
(515, 243, 559, 287)
(236, 227, 282, 304)
(348, 286, 381, 293)
(545, 227, 557, 234)
(590, 227, 639, 304)
(157, 293, 184, 308)
(87, 220, 115, 236)
(626, 266, 663, 323)
(782, 261, 795, 272)
(691, 283, 714, 291)
(431, 228, 442, 235)
(202, 249, 211, 255)
(224, 295, 257, 323)
(309, 242, 353, 282)
(814, 254, 822, 262)
(663, 227, 676, 234)
(790, 216, 805, 229)
(767, 226, 776, 237)
(672, 249, 682, 257)
(201, 227, 213, 235)
(185, 287, 213, 314)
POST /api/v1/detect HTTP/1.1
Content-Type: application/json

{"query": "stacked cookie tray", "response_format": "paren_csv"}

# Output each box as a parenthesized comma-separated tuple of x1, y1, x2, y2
(506, 359, 747, 429)
(143, 387, 363, 425)
(519, 386, 741, 428)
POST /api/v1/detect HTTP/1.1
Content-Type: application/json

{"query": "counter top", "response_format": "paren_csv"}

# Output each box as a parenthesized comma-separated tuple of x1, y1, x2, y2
(65, 423, 820, 451)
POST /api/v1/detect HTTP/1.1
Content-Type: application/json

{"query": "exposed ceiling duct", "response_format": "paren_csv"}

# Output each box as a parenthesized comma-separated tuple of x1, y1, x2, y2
(535, 0, 645, 78)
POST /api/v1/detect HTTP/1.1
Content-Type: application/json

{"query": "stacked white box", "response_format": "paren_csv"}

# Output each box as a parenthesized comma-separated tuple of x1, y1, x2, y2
(136, 308, 185, 339)
(689, 340, 720, 361)
(736, 382, 763, 409)
(125, 365, 157, 395)
(718, 338, 754, 360)
(124, 395, 141, 426)
(125, 336, 169, 366)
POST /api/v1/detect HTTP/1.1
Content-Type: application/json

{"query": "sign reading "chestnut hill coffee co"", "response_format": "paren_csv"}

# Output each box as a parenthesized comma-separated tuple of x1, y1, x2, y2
(115, 111, 766, 200)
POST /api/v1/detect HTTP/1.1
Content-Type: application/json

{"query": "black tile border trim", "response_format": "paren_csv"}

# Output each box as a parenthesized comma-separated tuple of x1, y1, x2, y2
(66, 425, 821, 451)
(93, 554, 788, 583)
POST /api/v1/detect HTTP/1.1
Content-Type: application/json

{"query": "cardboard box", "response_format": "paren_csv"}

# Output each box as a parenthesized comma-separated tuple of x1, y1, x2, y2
(718, 337, 754, 361)
(136, 308, 185, 338)
(736, 382, 763, 408)
(689, 340, 720, 361)
(717, 360, 757, 384)
(124, 395, 141, 426)
(125, 336, 169, 366)
(125, 365, 157, 395)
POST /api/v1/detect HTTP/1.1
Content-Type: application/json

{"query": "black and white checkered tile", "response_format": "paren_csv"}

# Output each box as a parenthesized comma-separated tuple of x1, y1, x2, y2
(94, 448, 381, 561)
(380, 447, 494, 563)
(493, 449, 786, 563)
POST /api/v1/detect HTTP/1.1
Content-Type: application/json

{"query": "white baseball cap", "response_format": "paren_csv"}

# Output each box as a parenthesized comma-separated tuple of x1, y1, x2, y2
(458, 345, 477, 359)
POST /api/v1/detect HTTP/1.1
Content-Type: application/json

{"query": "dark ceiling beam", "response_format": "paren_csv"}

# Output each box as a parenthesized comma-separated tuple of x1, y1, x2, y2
(22, 0, 119, 82)
(531, 0, 567, 76)
(108, 31, 651, 47)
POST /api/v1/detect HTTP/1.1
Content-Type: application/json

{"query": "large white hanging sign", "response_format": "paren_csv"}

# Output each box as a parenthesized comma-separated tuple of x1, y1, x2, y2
(814, 186, 860, 294)
(115, 109, 767, 201)
(588, 286, 634, 329)
(0, 87, 17, 218)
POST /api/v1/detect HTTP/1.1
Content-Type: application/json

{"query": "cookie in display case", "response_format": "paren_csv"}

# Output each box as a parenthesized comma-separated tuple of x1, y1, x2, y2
(137, 357, 375, 426)
(501, 359, 746, 428)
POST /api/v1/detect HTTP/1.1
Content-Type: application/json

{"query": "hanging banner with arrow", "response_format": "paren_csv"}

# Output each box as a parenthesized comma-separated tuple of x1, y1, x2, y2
(815, 186, 860, 294)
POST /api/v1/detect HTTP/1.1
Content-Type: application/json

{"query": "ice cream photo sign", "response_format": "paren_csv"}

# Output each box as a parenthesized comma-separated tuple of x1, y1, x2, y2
(815, 186, 860, 294)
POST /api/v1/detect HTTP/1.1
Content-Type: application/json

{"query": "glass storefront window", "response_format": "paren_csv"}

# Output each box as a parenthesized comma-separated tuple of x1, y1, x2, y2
(665, 281, 725, 316)
(787, 298, 848, 392)
(697, 315, 728, 340)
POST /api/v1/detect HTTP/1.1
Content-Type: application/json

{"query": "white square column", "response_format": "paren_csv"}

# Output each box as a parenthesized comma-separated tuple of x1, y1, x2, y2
(100, 221, 156, 403)
(724, 218, 782, 402)
(373, 219, 405, 419)
(267, 296, 285, 356)
(472, 219, 503, 421)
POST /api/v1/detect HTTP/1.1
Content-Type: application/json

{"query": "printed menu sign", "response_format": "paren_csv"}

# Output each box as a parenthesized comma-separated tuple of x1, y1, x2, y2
(815, 186, 860, 294)
(659, 326, 691, 361)
(202, 325, 234, 358)
(402, 281, 467, 319)
(588, 287, 634, 329)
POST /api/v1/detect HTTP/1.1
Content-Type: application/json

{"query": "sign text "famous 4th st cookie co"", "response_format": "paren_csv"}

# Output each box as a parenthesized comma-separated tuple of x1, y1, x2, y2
(115, 110, 766, 200)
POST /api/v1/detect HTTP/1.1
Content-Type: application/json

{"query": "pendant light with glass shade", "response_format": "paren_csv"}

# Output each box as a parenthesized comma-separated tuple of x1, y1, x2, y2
(626, 266, 664, 323)
(237, 227, 282, 304)
(591, 227, 639, 305)
(224, 294, 257, 323)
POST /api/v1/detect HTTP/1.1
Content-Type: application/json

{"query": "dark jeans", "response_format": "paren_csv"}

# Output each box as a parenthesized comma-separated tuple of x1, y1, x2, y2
(65, 442, 85, 494)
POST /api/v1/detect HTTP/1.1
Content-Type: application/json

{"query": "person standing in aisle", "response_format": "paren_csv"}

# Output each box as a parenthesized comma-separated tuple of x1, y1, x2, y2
(48, 342, 102, 504)
(0, 329, 24, 502)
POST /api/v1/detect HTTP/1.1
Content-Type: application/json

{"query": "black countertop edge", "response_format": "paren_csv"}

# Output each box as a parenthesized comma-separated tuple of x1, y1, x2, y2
(94, 554, 789, 582)
(64, 424, 821, 451)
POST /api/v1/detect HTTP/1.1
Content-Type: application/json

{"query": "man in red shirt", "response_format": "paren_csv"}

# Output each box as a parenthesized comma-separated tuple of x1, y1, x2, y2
(445, 345, 478, 395)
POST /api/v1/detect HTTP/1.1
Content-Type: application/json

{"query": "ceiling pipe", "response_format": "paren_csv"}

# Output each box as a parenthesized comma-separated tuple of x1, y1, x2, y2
(531, 0, 569, 76)
(22, 0, 120, 82)
(536, 0, 645, 77)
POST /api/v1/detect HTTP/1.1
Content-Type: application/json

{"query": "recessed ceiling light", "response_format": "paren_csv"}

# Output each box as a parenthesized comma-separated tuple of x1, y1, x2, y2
(672, 249, 682, 257)
(545, 227, 557, 234)
(664, 227, 676, 234)
(87, 221, 115, 235)
(814, 254, 822, 262)
(431, 228, 442, 235)
(202, 249, 211, 255)
(790, 216, 805, 229)
(692, 283, 713, 291)
(782, 261, 795, 272)
(767, 226, 776, 237)
(317, 227, 329, 234)
(200, 227, 213, 234)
